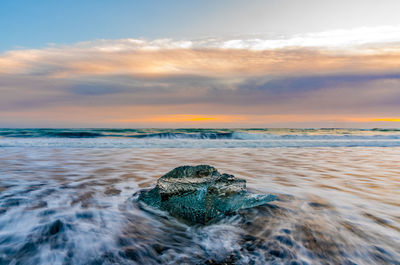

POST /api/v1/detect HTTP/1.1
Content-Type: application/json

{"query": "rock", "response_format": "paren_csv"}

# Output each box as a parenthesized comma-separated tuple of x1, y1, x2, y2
(138, 165, 276, 224)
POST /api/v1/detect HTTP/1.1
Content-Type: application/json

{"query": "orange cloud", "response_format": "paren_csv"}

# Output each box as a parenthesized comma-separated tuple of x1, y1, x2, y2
(117, 114, 246, 123)
(1, 38, 400, 79)
(370, 118, 400, 122)
(2, 102, 400, 127)
(1, 32, 400, 127)
(114, 114, 400, 125)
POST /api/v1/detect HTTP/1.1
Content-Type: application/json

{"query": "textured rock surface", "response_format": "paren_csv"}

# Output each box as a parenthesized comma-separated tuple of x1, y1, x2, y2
(138, 165, 276, 224)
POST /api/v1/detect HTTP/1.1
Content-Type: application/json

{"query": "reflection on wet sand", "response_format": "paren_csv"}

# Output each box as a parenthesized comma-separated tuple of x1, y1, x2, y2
(0, 147, 399, 264)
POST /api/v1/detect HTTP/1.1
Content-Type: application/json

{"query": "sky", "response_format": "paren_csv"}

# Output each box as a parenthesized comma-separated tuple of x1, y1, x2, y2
(1, 0, 400, 128)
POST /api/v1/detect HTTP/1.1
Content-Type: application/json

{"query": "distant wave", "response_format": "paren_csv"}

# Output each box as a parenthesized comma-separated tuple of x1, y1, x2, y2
(1, 129, 400, 140)
(127, 132, 235, 139)
(0, 130, 104, 138)
(1, 128, 400, 149)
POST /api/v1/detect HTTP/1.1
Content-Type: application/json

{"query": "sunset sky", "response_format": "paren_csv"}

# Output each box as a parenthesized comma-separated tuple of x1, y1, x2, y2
(1, 0, 400, 128)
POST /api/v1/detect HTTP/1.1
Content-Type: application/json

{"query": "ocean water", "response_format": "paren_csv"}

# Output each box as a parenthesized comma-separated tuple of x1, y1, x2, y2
(0, 129, 399, 264)
(1, 128, 400, 148)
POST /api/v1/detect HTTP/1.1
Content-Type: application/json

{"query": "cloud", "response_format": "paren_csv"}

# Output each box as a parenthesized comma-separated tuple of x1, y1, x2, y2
(1, 26, 400, 127)
(2, 25, 400, 78)
(237, 73, 400, 94)
(219, 25, 400, 50)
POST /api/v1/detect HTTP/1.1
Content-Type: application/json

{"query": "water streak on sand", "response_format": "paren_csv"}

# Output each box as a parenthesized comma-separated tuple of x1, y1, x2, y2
(0, 146, 399, 264)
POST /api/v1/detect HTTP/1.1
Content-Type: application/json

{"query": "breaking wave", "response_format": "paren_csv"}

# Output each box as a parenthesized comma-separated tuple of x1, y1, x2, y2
(0, 128, 400, 148)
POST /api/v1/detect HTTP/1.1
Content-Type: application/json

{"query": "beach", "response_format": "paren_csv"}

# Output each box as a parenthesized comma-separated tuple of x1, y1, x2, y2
(0, 129, 399, 264)
(3, 0, 400, 264)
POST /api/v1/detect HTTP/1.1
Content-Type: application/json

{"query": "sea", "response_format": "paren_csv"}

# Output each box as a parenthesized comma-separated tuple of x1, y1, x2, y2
(0, 128, 399, 265)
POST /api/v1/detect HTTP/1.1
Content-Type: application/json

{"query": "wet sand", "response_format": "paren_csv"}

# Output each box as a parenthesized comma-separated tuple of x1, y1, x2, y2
(0, 147, 399, 264)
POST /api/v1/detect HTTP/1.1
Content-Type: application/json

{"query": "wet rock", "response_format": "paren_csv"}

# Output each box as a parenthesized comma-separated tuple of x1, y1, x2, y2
(138, 165, 276, 224)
